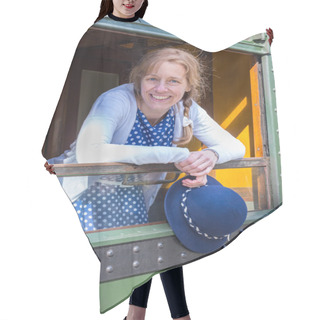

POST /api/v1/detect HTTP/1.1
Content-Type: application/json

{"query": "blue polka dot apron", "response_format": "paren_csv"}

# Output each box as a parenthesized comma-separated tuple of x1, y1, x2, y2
(73, 107, 175, 231)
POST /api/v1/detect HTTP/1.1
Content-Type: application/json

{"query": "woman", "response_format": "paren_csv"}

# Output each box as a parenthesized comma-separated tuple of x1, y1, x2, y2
(45, 2, 245, 320)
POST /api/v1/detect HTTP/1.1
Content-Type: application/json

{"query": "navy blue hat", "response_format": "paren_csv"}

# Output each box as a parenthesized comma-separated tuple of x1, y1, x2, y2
(164, 176, 247, 254)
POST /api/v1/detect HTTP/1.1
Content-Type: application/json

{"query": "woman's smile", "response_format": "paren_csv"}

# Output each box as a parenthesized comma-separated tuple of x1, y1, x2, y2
(123, 3, 134, 9)
(150, 94, 171, 101)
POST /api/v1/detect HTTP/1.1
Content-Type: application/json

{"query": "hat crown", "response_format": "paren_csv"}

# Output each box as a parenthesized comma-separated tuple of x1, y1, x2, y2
(185, 185, 247, 237)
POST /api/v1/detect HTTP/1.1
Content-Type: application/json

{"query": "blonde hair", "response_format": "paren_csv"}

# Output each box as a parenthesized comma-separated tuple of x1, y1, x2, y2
(129, 47, 205, 146)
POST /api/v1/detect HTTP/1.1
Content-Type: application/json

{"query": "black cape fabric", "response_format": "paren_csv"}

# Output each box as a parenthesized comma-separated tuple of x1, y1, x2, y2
(42, 15, 282, 313)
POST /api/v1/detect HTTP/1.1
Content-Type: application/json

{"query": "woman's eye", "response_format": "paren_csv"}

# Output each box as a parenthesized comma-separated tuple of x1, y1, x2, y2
(169, 79, 179, 84)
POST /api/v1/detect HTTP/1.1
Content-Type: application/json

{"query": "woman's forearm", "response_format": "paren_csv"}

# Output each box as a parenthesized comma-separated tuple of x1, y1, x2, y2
(191, 104, 246, 163)
(205, 138, 246, 164)
(76, 142, 190, 165)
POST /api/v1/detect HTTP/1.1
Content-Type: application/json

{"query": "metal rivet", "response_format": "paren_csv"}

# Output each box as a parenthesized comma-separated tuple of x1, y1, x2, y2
(133, 261, 140, 268)
(106, 249, 114, 257)
(181, 252, 187, 259)
(133, 246, 140, 253)
(158, 256, 164, 263)
(106, 266, 113, 273)
(157, 242, 164, 249)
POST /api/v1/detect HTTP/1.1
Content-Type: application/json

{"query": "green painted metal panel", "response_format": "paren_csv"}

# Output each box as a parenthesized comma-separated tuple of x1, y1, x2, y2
(94, 18, 181, 42)
(94, 18, 270, 55)
(229, 33, 270, 55)
(261, 54, 282, 208)
(87, 223, 174, 248)
(87, 208, 270, 249)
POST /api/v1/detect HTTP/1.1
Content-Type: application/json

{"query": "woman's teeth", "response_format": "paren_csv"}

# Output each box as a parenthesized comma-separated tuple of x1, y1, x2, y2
(151, 95, 169, 100)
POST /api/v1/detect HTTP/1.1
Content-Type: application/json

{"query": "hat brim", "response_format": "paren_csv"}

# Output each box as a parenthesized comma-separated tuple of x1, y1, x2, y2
(164, 176, 228, 254)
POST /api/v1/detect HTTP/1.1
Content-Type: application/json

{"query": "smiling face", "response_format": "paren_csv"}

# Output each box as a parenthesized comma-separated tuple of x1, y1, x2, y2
(139, 61, 190, 122)
(112, 0, 145, 18)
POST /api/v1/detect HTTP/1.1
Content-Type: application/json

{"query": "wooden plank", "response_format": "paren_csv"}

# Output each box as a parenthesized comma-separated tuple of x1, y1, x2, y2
(54, 157, 269, 177)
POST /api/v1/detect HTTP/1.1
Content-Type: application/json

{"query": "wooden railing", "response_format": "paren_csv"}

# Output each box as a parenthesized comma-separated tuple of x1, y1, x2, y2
(53, 157, 268, 185)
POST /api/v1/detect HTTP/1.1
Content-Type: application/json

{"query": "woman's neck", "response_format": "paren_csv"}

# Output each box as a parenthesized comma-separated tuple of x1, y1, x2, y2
(148, 114, 166, 126)
(138, 106, 169, 127)
(108, 12, 139, 22)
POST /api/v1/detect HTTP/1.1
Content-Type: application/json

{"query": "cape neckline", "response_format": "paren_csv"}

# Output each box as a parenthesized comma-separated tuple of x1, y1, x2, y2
(108, 12, 140, 22)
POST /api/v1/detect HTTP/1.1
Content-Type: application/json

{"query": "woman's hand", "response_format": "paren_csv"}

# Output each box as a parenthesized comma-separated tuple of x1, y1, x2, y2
(44, 161, 56, 175)
(174, 150, 218, 188)
(181, 175, 208, 188)
(175, 150, 218, 176)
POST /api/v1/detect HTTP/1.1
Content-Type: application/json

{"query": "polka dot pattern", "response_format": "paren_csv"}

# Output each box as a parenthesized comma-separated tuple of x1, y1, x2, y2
(126, 108, 175, 146)
(73, 182, 148, 231)
(73, 108, 175, 231)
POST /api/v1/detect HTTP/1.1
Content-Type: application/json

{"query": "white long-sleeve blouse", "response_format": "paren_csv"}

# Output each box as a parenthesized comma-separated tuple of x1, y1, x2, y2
(49, 83, 245, 203)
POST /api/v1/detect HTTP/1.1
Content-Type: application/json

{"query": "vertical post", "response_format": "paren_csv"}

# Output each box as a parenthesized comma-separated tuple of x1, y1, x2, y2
(261, 54, 282, 208)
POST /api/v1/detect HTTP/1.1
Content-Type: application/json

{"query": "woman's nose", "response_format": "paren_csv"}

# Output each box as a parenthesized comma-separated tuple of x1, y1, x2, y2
(155, 81, 168, 92)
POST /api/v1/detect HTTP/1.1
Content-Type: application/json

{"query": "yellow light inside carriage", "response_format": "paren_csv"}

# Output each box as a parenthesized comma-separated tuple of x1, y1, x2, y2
(220, 97, 247, 130)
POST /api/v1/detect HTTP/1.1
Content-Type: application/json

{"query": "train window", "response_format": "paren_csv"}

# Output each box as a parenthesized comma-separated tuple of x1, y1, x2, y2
(48, 19, 281, 233)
